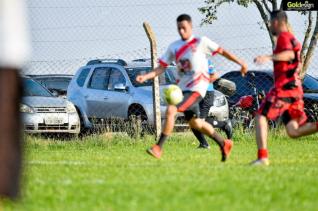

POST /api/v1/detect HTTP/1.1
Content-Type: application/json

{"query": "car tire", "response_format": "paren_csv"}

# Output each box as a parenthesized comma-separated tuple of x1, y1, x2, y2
(75, 107, 89, 137)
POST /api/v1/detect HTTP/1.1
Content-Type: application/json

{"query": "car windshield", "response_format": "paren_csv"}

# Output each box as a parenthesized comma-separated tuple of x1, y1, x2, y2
(35, 77, 71, 91)
(126, 66, 176, 87)
(303, 75, 318, 92)
(23, 78, 53, 97)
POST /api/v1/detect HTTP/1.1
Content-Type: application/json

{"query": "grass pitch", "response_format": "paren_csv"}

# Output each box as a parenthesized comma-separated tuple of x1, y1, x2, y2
(3, 129, 318, 211)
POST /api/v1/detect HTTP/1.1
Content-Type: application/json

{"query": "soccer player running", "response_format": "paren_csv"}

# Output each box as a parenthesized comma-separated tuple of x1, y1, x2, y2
(252, 10, 318, 166)
(193, 60, 233, 149)
(136, 14, 247, 161)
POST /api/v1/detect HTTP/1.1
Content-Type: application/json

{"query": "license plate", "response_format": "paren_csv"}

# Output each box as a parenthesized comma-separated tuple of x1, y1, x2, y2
(45, 117, 64, 125)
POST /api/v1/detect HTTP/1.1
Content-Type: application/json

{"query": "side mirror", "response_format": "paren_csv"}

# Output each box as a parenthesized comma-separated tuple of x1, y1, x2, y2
(114, 83, 128, 91)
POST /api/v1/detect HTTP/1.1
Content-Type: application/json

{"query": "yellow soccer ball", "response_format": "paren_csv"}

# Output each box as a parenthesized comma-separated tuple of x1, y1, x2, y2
(163, 85, 184, 105)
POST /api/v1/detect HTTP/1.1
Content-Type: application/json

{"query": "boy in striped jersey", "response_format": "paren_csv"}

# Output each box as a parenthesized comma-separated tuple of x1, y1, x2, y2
(136, 14, 247, 161)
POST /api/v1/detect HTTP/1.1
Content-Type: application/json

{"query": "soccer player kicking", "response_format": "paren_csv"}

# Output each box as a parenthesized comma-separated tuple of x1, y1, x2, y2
(193, 60, 233, 149)
(136, 14, 247, 161)
(252, 10, 318, 166)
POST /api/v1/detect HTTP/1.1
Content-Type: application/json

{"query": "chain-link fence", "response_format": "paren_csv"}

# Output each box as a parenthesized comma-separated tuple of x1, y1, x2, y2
(22, 0, 318, 137)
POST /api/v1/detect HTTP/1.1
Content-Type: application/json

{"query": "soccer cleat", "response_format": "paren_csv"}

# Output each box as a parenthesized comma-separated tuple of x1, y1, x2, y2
(221, 139, 233, 162)
(250, 159, 270, 166)
(146, 144, 162, 159)
(223, 120, 233, 139)
(197, 144, 211, 149)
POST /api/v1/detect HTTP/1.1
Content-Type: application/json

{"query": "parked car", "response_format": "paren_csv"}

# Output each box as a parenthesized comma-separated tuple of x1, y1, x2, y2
(220, 70, 318, 122)
(67, 59, 229, 133)
(29, 74, 73, 97)
(21, 76, 80, 134)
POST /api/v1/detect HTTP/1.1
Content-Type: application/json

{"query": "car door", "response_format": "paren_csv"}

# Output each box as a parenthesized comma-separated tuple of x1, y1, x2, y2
(85, 67, 111, 119)
(103, 67, 130, 119)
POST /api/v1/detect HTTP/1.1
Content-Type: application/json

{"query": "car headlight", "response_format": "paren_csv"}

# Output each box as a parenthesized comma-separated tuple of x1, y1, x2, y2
(66, 101, 77, 113)
(20, 104, 35, 113)
(214, 96, 226, 107)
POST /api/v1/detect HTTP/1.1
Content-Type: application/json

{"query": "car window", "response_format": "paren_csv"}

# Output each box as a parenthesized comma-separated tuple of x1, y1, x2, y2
(77, 68, 90, 87)
(23, 78, 53, 97)
(108, 68, 126, 91)
(36, 78, 71, 91)
(88, 67, 111, 90)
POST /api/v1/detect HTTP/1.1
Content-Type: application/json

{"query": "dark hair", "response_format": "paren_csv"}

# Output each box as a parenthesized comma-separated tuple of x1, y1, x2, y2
(176, 14, 192, 23)
(270, 10, 288, 22)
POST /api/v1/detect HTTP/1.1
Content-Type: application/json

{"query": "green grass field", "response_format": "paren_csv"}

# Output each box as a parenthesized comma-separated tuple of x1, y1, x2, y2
(3, 129, 318, 211)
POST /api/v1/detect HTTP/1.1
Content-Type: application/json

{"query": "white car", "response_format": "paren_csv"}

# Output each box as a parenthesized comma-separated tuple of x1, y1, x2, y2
(21, 76, 80, 134)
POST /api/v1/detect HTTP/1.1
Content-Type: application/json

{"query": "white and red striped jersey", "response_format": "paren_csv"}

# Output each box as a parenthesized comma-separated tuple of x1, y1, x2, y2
(159, 35, 220, 97)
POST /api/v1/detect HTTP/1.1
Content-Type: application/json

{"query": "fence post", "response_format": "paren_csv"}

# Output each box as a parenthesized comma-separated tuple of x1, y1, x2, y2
(143, 22, 162, 140)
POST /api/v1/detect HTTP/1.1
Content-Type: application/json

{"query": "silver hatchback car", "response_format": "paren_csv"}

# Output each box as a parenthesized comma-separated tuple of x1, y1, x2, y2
(67, 59, 229, 131)
(21, 77, 80, 134)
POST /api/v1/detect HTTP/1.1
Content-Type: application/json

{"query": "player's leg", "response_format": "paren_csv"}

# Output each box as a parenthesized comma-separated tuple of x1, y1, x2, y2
(203, 91, 233, 139)
(191, 128, 210, 148)
(250, 94, 281, 166)
(146, 105, 177, 158)
(189, 117, 232, 161)
(252, 114, 270, 165)
(159, 105, 177, 146)
(285, 120, 318, 138)
(205, 118, 233, 139)
(191, 92, 210, 149)
(0, 68, 22, 199)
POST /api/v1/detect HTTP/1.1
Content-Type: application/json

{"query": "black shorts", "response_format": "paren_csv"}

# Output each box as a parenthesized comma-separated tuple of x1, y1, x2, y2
(199, 91, 214, 119)
(177, 91, 202, 121)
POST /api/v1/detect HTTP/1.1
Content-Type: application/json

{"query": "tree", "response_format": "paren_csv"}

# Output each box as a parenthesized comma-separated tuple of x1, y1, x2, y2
(199, 0, 318, 77)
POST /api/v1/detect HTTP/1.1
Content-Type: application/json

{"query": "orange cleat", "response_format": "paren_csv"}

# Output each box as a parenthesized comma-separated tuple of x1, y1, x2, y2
(221, 139, 233, 162)
(146, 144, 162, 159)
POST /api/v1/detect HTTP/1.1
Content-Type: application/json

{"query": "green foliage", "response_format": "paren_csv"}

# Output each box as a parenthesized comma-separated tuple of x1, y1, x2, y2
(199, 0, 253, 25)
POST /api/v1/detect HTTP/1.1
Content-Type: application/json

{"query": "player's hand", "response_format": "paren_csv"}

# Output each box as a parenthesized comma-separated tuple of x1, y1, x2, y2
(136, 75, 146, 84)
(254, 55, 271, 65)
(240, 62, 248, 77)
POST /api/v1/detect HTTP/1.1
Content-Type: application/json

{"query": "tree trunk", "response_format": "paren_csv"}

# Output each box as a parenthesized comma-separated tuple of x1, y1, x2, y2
(253, 0, 275, 48)
(301, 13, 318, 77)
(301, 12, 313, 62)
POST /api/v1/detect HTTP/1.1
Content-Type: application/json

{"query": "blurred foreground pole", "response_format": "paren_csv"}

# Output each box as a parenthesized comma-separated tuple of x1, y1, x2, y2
(143, 22, 162, 140)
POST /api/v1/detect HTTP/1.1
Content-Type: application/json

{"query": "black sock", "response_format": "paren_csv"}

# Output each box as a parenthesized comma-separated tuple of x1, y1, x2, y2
(157, 133, 168, 148)
(191, 129, 209, 147)
(206, 117, 226, 129)
(209, 132, 225, 148)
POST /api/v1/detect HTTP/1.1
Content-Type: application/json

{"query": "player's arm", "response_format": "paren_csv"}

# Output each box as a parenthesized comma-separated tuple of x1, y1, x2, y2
(254, 50, 295, 64)
(136, 66, 166, 84)
(136, 45, 174, 84)
(217, 48, 248, 76)
(204, 37, 247, 76)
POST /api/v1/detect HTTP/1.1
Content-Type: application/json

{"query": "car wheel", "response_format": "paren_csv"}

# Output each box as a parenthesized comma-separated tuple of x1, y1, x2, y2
(75, 107, 89, 137)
